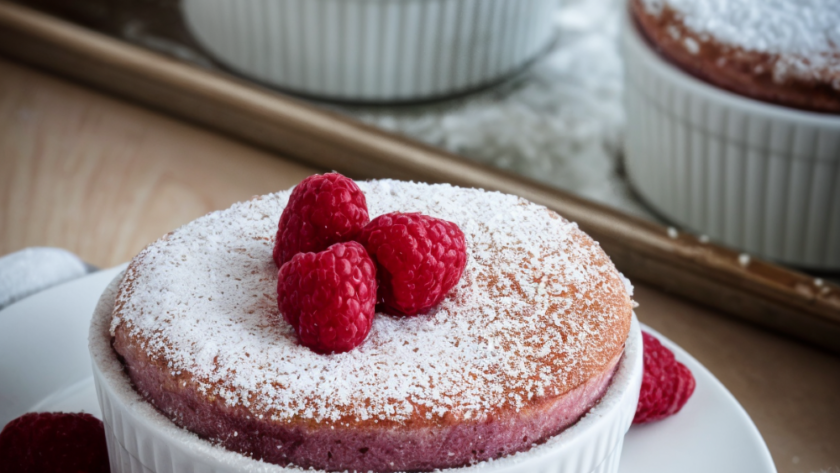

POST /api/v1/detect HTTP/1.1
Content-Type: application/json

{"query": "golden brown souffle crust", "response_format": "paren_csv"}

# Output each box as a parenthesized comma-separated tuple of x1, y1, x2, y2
(631, 0, 840, 113)
(110, 180, 633, 472)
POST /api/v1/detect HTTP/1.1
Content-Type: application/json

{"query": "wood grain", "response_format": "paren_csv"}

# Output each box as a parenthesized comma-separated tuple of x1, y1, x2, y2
(0, 54, 838, 473)
(0, 57, 317, 267)
(1, 1, 838, 353)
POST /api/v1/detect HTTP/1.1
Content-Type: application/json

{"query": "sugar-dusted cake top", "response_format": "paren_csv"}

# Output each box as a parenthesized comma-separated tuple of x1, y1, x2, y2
(112, 180, 632, 426)
(639, 0, 840, 83)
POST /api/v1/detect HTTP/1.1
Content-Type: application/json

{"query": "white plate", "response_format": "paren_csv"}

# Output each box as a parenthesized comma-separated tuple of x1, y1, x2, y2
(0, 266, 776, 473)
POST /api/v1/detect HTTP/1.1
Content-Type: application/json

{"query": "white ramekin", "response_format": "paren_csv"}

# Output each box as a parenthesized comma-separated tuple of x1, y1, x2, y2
(90, 272, 643, 473)
(181, 0, 556, 102)
(622, 10, 840, 270)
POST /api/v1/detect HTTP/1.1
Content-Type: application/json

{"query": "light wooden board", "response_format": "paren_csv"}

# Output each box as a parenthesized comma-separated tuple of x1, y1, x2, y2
(1, 1, 838, 354)
(1, 57, 839, 473)
(0, 58, 316, 267)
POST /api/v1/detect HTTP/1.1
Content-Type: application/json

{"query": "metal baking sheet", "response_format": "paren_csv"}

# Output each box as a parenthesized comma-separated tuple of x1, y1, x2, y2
(1, 1, 838, 352)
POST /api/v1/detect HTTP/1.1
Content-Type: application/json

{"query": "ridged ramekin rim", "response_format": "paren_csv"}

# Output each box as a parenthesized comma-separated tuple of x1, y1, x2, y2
(621, 7, 840, 127)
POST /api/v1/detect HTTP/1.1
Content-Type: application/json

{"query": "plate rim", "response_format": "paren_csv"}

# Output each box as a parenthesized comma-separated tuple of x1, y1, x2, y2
(0, 265, 776, 473)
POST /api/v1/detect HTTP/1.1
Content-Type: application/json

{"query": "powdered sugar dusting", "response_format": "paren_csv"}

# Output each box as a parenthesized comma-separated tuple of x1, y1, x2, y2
(641, 0, 840, 84)
(112, 181, 631, 425)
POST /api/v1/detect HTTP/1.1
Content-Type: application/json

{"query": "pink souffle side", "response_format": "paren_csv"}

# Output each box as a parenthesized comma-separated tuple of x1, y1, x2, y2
(110, 181, 633, 472)
(116, 342, 621, 472)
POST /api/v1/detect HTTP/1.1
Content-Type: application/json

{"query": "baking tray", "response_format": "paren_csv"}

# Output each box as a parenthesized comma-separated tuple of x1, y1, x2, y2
(1, 1, 838, 353)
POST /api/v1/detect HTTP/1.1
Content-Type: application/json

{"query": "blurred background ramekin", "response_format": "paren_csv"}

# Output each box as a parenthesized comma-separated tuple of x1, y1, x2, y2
(182, 0, 557, 102)
(622, 10, 840, 271)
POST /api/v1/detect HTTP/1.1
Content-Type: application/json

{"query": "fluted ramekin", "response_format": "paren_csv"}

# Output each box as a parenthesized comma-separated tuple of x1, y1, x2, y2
(91, 272, 642, 473)
(181, 0, 556, 102)
(622, 9, 840, 270)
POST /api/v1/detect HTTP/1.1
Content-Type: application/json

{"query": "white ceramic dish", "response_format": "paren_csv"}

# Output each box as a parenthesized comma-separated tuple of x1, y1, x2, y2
(621, 8, 840, 270)
(90, 271, 641, 473)
(0, 266, 776, 473)
(181, 0, 556, 102)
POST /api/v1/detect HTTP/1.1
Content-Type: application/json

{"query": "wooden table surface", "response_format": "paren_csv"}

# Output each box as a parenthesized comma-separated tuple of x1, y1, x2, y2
(1, 57, 838, 473)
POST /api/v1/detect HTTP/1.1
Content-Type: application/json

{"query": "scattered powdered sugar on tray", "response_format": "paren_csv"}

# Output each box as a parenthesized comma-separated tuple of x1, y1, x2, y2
(119, 0, 655, 220)
(338, 0, 654, 219)
(640, 0, 840, 83)
(112, 180, 631, 425)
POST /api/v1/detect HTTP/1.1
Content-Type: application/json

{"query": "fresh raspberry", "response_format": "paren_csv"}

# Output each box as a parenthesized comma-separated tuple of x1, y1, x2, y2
(277, 241, 377, 354)
(633, 331, 696, 424)
(0, 412, 109, 473)
(273, 173, 369, 267)
(356, 212, 467, 316)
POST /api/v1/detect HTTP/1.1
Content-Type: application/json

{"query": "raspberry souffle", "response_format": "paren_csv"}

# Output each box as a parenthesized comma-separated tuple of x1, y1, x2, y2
(631, 0, 840, 113)
(103, 177, 635, 472)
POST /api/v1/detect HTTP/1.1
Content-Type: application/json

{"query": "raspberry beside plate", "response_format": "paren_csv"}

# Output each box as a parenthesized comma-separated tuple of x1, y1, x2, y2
(0, 412, 109, 473)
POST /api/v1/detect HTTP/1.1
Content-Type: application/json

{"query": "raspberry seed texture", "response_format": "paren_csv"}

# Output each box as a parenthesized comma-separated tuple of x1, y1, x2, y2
(0, 412, 110, 473)
(633, 331, 696, 424)
(277, 241, 377, 354)
(273, 173, 369, 267)
(357, 212, 467, 316)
